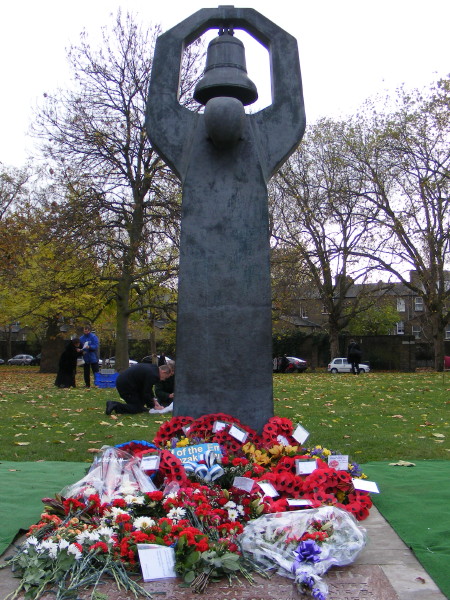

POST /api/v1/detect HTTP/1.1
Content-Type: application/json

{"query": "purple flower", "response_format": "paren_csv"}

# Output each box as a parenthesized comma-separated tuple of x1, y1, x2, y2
(312, 590, 326, 600)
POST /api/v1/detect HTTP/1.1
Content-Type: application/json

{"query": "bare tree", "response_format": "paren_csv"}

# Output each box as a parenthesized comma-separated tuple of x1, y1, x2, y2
(271, 119, 382, 358)
(34, 12, 203, 370)
(347, 78, 450, 369)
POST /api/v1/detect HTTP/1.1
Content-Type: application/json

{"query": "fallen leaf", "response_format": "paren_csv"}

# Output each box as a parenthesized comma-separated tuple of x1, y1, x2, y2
(389, 460, 416, 467)
(88, 440, 102, 443)
(432, 433, 445, 438)
(14, 442, 30, 446)
(415, 577, 426, 584)
(391, 415, 404, 418)
(87, 448, 102, 453)
(99, 421, 111, 426)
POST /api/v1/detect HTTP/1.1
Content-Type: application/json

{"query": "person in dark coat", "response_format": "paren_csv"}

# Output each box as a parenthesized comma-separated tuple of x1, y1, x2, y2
(347, 339, 362, 375)
(154, 374, 174, 407)
(158, 353, 167, 366)
(55, 338, 82, 388)
(105, 363, 174, 415)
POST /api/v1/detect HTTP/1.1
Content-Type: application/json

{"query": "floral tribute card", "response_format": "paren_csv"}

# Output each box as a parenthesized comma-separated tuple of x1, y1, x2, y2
(137, 544, 177, 581)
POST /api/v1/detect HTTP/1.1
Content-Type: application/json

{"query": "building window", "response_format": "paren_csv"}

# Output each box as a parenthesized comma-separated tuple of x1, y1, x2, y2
(321, 305, 330, 314)
(396, 321, 405, 335)
(397, 298, 406, 312)
(412, 325, 421, 339)
(414, 297, 424, 311)
(445, 326, 450, 340)
(301, 307, 308, 319)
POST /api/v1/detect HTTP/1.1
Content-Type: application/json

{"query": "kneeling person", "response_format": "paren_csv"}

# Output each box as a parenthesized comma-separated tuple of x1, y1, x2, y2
(105, 363, 173, 415)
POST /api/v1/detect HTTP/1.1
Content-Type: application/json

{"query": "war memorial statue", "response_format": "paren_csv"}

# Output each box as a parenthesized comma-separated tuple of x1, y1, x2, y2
(146, 6, 305, 432)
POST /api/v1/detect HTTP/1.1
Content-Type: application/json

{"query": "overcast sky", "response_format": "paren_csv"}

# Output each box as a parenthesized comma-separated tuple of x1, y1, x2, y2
(1, 0, 448, 167)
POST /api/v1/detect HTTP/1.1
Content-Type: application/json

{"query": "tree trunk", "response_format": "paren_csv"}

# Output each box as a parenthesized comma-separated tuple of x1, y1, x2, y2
(40, 318, 66, 373)
(329, 325, 340, 360)
(431, 312, 445, 372)
(114, 278, 131, 372)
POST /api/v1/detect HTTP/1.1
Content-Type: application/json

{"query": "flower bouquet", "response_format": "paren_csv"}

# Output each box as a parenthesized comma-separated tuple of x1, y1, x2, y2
(239, 505, 367, 599)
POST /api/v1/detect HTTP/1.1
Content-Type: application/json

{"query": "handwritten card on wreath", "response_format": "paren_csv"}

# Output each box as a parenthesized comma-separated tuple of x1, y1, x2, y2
(328, 454, 349, 471)
(233, 477, 255, 493)
(295, 459, 317, 475)
(140, 454, 160, 471)
(352, 479, 380, 494)
(258, 481, 279, 498)
(228, 425, 248, 443)
(292, 423, 309, 444)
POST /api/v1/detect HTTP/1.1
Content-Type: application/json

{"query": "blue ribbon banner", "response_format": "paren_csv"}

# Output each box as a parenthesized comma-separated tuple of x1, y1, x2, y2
(170, 443, 224, 482)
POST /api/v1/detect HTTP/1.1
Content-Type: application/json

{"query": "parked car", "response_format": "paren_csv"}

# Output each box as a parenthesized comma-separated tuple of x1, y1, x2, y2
(327, 358, 370, 373)
(274, 356, 308, 373)
(7, 354, 34, 365)
(30, 353, 41, 366)
(0, 358, 4, 365)
(103, 357, 138, 368)
(141, 355, 173, 364)
(77, 358, 103, 366)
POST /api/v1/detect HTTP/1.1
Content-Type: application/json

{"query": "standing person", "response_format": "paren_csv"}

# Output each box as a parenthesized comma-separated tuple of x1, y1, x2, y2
(105, 363, 174, 415)
(158, 352, 167, 366)
(279, 354, 289, 373)
(54, 338, 82, 388)
(347, 339, 362, 375)
(79, 325, 100, 388)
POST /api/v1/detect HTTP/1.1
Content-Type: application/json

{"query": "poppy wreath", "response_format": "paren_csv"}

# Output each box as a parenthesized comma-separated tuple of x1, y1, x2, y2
(153, 416, 194, 447)
(158, 413, 262, 454)
(138, 448, 189, 487)
(261, 416, 299, 448)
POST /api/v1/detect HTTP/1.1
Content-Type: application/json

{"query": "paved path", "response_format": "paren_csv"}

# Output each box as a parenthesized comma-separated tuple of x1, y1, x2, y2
(0, 507, 446, 599)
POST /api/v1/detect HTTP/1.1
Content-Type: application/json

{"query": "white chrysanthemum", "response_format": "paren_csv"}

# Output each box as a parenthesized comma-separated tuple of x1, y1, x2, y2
(76, 530, 99, 545)
(227, 508, 239, 521)
(67, 543, 82, 560)
(40, 540, 58, 558)
(124, 494, 144, 505)
(96, 526, 115, 541)
(167, 507, 186, 522)
(76, 530, 90, 545)
(58, 539, 70, 550)
(235, 504, 245, 516)
(106, 507, 128, 519)
(26, 536, 39, 546)
(224, 501, 237, 509)
(133, 516, 156, 530)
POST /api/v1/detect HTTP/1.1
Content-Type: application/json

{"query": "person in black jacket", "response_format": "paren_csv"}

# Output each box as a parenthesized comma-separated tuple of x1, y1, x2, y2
(347, 339, 362, 375)
(105, 363, 174, 415)
(55, 338, 82, 388)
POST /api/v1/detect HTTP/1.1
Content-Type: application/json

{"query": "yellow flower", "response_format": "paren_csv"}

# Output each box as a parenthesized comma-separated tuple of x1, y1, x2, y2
(268, 445, 285, 458)
(253, 450, 272, 465)
(176, 437, 189, 447)
(322, 448, 331, 457)
(242, 442, 256, 455)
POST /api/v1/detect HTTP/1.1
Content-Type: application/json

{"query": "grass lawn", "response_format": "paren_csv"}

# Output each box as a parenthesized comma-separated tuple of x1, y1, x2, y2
(0, 367, 449, 463)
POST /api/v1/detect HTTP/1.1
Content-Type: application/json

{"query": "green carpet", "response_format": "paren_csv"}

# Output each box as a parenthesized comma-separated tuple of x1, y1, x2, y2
(362, 460, 450, 599)
(1, 461, 449, 599)
(0, 461, 87, 556)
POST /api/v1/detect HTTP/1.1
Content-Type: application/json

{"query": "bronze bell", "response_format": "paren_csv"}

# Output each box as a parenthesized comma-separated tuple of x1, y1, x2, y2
(193, 27, 258, 106)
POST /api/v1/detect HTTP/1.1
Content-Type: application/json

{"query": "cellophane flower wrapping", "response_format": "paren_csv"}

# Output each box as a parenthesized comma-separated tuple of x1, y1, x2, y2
(60, 446, 156, 502)
(239, 506, 366, 597)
